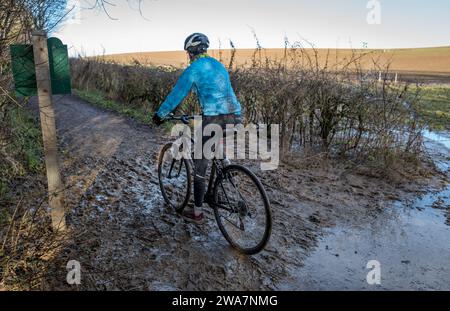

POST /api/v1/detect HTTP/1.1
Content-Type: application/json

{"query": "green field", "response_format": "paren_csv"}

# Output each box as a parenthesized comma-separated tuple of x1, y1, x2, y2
(416, 85, 450, 130)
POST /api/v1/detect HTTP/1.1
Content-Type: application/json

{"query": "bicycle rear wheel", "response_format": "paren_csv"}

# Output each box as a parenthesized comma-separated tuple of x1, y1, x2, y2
(158, 142, 192, 213)
(212, 164, 272, 254)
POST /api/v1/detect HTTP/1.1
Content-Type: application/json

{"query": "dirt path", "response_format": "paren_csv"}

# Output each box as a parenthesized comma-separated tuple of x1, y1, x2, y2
(34, 95, 449, 290)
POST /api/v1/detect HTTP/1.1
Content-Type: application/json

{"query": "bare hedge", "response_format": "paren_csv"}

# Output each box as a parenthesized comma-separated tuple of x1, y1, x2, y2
(70, 47, 424, 165)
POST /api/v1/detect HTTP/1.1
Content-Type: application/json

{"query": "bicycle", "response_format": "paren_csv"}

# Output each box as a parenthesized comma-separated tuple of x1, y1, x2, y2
(157, 114, 272, 255)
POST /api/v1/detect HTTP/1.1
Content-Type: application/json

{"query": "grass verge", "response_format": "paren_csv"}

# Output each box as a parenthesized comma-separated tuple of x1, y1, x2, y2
(416, 84, 450, 130)
(73, 89, 153, 124)
(73, 88, 178, 132)
(0, 105, 43, 198)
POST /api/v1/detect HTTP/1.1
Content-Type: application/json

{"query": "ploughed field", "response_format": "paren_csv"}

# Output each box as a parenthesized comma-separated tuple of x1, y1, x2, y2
(100, 47, 450, 82)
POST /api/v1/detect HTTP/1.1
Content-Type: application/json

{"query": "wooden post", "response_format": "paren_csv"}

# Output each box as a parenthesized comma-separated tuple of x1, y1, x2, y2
(31, 30, 66, 231)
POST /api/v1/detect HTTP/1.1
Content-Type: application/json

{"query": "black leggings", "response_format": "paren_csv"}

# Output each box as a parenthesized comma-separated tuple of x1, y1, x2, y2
(193, 114, 242, 207)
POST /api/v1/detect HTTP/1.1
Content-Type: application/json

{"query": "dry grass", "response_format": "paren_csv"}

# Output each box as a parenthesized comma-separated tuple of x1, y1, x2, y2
(0, 187, 75, 290)
(0, 0, 73, 291)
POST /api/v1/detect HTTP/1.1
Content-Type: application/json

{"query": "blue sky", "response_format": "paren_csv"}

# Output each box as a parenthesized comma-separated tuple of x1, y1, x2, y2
(55, 0, 450, 56)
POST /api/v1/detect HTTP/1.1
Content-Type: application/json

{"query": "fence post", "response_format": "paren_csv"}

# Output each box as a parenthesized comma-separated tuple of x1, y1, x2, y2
(31, 30, 66, 231)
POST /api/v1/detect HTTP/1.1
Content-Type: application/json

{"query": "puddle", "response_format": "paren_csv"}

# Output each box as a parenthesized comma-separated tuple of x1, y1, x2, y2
(287, 130, 450, 290)
(423, 130, 450, 150)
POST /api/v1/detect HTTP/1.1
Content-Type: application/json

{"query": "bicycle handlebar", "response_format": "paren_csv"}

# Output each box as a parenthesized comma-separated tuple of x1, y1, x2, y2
(165, 113, 195, 125)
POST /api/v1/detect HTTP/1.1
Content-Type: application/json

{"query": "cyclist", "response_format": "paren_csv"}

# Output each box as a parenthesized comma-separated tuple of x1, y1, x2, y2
(153, 33, 242, 224)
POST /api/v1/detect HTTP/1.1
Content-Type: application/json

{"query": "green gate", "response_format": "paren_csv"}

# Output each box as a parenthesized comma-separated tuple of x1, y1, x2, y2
(10, 37, 72, 96)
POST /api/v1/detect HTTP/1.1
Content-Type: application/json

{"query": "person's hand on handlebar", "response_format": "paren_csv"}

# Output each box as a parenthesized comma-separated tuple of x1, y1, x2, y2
(152, 112, 164, 126)
(153, 112, 194, 126)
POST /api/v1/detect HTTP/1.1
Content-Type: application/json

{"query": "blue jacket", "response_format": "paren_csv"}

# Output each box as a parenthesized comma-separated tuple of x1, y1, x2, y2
(156, 56, 241, 118)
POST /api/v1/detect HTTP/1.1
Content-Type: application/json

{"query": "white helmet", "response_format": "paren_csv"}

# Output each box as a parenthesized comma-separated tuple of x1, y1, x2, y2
(184, 33, 210, 54)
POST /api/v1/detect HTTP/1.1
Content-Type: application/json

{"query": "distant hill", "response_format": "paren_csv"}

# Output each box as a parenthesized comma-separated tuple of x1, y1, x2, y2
(99, 46, 450, 75)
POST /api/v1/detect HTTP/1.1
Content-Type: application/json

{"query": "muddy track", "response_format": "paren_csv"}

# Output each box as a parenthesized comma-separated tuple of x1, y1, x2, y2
(30, 95, 445, 290)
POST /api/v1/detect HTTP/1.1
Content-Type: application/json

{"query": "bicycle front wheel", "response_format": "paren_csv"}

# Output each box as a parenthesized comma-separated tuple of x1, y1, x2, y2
(212, 164, 272, 255)
(158, 142, 192, 213)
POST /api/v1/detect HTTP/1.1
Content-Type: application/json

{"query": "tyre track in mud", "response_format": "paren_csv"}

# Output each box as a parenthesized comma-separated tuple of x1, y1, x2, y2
(31, 95, 437, 290)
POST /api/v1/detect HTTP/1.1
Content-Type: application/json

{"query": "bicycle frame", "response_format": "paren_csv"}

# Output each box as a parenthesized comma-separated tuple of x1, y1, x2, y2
(160, 114, 272, 254)
(166, 114, 237, 210)
(203, 158, 220, 205)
